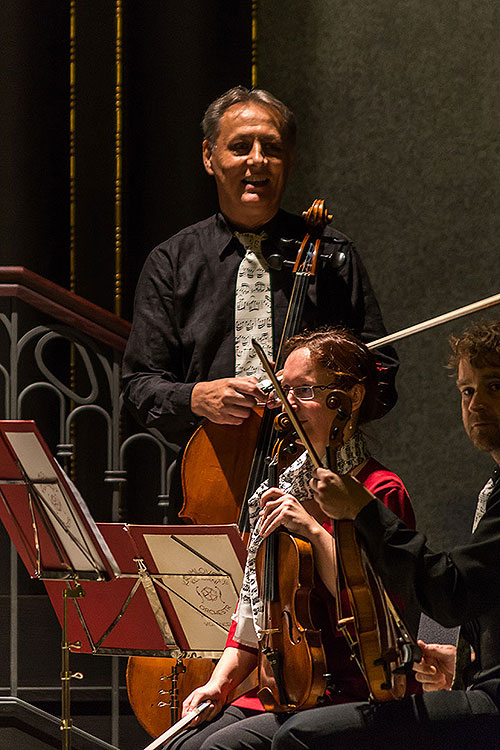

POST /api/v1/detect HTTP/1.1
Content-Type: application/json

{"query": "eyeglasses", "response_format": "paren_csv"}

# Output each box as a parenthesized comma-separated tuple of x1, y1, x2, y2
(268, 382, 338, 404)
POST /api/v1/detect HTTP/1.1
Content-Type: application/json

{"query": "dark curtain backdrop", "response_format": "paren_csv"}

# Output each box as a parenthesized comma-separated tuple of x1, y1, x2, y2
(257, 0, 500, 549)
(0, 0, 251, 316)
(0, 4, 251, 748)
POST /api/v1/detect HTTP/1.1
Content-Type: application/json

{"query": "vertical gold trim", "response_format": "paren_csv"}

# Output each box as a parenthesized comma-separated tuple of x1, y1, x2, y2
(69, 0, 76, 293)
(251, 0, 258, 87)
(114, 0, 123, 317)
(69, 1, 77, 480)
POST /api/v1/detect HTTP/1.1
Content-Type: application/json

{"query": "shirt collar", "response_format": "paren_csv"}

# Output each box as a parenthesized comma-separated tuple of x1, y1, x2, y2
(215, 209, 293, 260)
(214, 212, 237, 259)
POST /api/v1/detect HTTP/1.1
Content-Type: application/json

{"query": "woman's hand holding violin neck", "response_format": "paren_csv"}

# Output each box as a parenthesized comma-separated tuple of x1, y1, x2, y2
(259, 487, 322, 540)
(309, 468, 374, 520)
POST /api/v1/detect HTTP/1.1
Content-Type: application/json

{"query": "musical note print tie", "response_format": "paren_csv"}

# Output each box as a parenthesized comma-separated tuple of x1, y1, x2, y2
(234, 232, 273, 378)
(472, 475, 495, 532)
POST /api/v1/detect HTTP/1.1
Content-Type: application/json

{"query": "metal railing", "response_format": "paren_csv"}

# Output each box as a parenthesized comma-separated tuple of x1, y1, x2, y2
(0, 267, 172, 748)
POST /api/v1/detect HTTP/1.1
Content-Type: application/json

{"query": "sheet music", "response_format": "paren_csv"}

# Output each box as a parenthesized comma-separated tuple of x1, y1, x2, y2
(5, 431, 120, 578)
(6, 431, 57, 479)
(145, 533, 244, 651)
(35, 482, 102, 572)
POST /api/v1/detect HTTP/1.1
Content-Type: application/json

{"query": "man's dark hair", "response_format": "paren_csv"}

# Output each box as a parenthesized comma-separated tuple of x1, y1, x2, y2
(449, 319, 500, 371)
(202, 85, 297, 148)
(283, 327, 379, 425)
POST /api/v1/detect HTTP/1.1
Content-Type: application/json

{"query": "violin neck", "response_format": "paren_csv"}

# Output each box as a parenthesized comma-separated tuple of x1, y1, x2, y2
(262, 453, 280, 602)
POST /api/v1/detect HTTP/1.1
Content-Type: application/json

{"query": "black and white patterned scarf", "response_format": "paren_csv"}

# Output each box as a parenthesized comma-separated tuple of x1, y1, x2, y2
(233, 432, 370, 647)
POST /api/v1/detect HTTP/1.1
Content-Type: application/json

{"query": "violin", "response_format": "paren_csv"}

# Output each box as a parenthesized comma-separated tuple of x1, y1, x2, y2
(255, 422, 328, 712)
(179, 199, 338, 531)
(325, 390, 417, 699)
(252, 340, 421, 702)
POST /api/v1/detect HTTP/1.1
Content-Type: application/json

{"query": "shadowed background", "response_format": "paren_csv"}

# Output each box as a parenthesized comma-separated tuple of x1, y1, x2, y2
(0, 1, 499, 746)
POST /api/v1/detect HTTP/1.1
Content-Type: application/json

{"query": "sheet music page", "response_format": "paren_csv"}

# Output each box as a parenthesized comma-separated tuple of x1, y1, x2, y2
(34, 483, 102, 572)
(145, 533, 244, 651)
(6, 432, 57, 479)
(5, 431, 110, 576)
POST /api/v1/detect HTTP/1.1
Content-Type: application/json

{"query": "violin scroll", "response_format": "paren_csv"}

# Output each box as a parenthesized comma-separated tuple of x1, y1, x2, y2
(324, 390, 352, 470)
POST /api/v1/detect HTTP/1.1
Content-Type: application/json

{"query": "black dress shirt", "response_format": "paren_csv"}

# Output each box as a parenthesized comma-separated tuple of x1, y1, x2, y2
(122, 210, 398, 446)
(355, 465, 500, 706)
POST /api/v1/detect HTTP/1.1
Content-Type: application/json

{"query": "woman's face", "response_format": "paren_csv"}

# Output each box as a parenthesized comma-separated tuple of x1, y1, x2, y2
(281, 347, 362, 455)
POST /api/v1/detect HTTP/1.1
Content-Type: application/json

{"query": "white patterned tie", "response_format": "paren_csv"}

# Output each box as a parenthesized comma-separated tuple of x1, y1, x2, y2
(234, 232, 273, 378)
(472, 476, 494, 532)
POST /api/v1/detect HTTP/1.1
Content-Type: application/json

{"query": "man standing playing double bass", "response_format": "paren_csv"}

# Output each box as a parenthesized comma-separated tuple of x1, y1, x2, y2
(122, 86, 398, 519)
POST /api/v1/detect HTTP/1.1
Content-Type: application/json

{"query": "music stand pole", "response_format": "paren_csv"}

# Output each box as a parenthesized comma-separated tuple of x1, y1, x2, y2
(61, 584, 85, 750)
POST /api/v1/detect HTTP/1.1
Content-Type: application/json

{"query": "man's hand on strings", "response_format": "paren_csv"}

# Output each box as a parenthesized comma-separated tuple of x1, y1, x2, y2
(191, 377, 266, 424)
(309, 467, 374, 520)
(413, 640, 457, 692)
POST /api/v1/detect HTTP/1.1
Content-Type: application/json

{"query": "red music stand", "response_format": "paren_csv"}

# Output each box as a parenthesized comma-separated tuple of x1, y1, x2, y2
(0, 421, 120, 582)
(44, 522, 247, 658)
(0, 421, 247, 747)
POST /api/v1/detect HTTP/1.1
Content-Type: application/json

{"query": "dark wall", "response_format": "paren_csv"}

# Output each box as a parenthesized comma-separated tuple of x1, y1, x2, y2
(0, 0, 252, 316)
(1, 0, 69, 287)
(258, 0, 500, 548)
(122, 1, 253, 316)
(0, 5, 252, 747)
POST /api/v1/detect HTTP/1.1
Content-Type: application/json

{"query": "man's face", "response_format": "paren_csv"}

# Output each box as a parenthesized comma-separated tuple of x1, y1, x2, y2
(202, 101, 294, 230)
(457, 358, 500, 461)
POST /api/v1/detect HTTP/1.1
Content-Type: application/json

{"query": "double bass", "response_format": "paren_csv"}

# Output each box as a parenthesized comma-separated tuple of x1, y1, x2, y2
(128, 199, 343, 737)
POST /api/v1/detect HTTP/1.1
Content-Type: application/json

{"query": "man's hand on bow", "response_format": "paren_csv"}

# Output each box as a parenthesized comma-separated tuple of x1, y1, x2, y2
(309, 467, 374, 520)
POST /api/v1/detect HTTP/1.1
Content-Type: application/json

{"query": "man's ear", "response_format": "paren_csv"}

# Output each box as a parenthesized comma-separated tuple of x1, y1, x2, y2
(202, 140, 214, 176)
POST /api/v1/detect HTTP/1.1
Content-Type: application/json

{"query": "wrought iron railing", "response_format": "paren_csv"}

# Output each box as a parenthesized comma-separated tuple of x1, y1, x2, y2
(0, 267, 172, 747)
